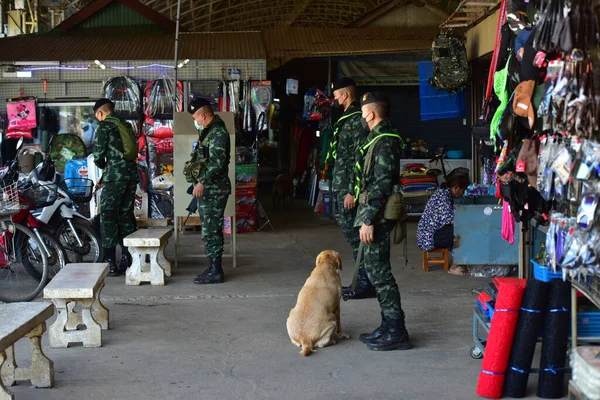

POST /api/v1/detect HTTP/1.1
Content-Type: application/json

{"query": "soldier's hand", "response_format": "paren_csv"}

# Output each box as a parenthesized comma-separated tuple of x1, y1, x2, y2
(193, 183, 205, 198)
(344, 194, 356, 209)
(360, 224, 374, 244)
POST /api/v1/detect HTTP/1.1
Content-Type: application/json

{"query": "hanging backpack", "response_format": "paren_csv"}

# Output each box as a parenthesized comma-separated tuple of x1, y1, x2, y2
(103, 76, 142, 120)
(104, 116, 138, 161)
(144, 78, 183, 120)
(430, 31, 469, 93)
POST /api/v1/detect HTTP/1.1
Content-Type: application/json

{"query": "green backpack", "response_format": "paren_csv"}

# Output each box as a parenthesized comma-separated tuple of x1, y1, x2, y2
(104, 116, 137, 161)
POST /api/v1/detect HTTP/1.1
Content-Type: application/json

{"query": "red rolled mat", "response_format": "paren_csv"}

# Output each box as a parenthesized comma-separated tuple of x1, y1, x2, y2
(478, 292, 493, 306)
(476, 278, 527, 399)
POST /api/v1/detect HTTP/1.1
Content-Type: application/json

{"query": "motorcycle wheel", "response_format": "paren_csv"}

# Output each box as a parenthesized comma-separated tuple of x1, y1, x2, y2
(56, 218, 104, 263)
(24, 229, 68, 281)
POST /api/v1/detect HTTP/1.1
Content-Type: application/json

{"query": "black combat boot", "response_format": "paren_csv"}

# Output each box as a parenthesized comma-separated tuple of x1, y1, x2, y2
(365, 315, 411, 351)
(119, 247, 132, 272)
(193, 257, 224, 284)
(105, 247, 120, 277)
(359, 312, 385, 343)
(342, 267, 377, 300)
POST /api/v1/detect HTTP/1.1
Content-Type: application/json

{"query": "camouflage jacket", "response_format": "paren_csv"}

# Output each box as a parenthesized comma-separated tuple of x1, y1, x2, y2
(354, 119, 403, 227)
(331, 101, 364, 194)
(192, 115, 231, 196)
(93, 116, 138, 182)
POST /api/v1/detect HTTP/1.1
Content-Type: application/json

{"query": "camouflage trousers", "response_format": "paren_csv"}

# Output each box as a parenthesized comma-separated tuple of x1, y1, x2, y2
(362, 221, 405, 320)
(100, 181, 137, 249)
(198, 192, 228, 259)
(334, 192, 360, 261)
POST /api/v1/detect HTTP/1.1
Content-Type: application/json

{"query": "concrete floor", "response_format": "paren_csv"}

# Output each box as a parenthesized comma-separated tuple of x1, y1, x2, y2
(9, 200, 564, 400)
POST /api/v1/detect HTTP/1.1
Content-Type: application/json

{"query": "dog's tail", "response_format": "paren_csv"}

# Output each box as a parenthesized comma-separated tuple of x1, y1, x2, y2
(301, 342, 313, 357)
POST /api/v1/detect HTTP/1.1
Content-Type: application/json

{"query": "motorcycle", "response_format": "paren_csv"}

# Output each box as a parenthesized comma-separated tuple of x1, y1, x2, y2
(0, 139, 66, 281)
(27, 153, 103, 264)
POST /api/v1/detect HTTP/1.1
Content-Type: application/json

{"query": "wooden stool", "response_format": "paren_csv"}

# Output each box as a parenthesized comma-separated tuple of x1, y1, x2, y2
(423, 248, 449, 272)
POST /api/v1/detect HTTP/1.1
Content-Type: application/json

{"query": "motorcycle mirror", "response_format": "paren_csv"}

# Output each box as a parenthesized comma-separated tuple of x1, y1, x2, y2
(16, 137, 24, 150)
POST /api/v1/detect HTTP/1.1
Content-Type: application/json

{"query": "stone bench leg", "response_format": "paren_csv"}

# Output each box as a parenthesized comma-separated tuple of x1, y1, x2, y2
(126, 247, 165, 286)
(0, 323, 54, 397)
(65, 285, 109, 331)
(49, 299, 102, 348)
(158, 241, 172, 277)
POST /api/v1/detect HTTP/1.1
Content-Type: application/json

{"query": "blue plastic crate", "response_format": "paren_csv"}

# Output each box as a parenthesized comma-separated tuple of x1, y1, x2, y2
(475, 300, 491, 320)
(532, 259, 562, 282)
(578, 312, 600, 337)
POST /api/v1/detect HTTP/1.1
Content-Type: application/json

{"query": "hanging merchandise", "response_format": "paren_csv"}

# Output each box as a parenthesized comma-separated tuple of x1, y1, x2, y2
(286, 79, 299, 95)
(144, 77, 183, 120)
(143, 118, 174, 138)
(147, 137, 174, 190)
(251, 81, 272, 132)
(308, 90, 332, 121)
(137, 134, 149, 192)
(148, 188, 173, 219)
(6, 98, 36, 139)
(303, 90, 317, 119)
(103, 76, 142, 120)
(429, 30, 469, 93)
(242, 79, 253, 132)
(228, 79, 241, 114)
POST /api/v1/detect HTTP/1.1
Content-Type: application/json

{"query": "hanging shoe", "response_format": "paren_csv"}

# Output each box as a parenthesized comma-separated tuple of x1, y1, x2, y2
(193, 257, 224, 284)
(342, 267, 376, 300)
(105, 247, 120, 277)
(359, 312, 385, 343)
(120, 247, 132, 272)
(365, 316, 411, 351)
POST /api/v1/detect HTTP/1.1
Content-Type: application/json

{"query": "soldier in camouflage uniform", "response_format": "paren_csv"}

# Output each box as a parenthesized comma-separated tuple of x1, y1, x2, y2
(353, 92, 411, 351)
(325, 77, 376, 300)
(186, 98, 231, 284)
(92, 99, 138, 277)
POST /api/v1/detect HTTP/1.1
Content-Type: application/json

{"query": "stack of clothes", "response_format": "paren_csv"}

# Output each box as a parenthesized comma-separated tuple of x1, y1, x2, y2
(400, 163, 439, 215)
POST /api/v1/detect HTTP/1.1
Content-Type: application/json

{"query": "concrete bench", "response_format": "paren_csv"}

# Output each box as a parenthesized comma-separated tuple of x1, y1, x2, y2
(0, 302, 55, 399)
(44, 263, 109, 349)
(124, 229, 173, 286)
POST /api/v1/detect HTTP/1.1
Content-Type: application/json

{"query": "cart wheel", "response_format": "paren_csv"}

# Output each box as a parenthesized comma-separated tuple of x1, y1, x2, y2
(471, 346, 483, 359)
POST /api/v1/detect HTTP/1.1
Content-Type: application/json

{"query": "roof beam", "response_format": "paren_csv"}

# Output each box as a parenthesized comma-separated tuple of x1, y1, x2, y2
(412, 0, 450, 19)
(346, 0, 407, 27)
(284, 0, 312, 26)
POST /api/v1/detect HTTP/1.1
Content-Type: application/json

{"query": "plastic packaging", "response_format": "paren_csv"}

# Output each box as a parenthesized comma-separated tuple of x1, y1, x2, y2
(144, 76, 182, 120)
(148, 189, 173, 218)
(147, 137, 174, 190)
(103, 76, 142, 120)
(143, 117, 173, 138)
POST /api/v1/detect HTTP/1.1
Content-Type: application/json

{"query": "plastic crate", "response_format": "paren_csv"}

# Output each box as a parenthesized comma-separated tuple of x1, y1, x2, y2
(475, 300, 491, 320)
(578, 312, 600, 337)
(532, 259, 562, 282)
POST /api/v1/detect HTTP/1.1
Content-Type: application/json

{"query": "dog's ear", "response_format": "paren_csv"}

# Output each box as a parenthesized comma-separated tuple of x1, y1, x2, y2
(334, 251, 343, 270)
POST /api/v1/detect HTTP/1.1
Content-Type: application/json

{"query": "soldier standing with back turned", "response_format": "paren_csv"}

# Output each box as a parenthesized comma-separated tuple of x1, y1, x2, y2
(325, 77, 376, 300)
(353, 92, 411, 351)
(185, 98, 231, 284)
(93, 99, 138, 277)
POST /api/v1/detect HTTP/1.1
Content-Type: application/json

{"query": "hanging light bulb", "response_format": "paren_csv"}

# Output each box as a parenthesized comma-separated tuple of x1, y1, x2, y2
(177, 59, 190, 69)
(94, 60, 106, 70)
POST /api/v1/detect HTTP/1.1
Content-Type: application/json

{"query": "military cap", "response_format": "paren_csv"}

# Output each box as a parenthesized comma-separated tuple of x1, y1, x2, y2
(332, 77, 356, 92)
(93, 98, 115, 113)
(361, 91, 389, 107)
(188, 97, 211, 114)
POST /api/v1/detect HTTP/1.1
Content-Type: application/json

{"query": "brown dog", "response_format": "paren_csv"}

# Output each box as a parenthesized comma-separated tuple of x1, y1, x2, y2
(272, 174, 294, 210)
(286, 250, 350, 356)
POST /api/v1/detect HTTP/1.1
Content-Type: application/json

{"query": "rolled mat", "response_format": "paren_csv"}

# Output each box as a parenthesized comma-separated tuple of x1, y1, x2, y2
(476, 278, 527, 399)
(503, 279, 549, 398)
(537, 279, 571, 399)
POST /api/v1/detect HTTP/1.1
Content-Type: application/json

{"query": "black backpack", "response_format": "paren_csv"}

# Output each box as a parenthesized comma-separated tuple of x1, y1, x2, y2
(430, 31, 469, 93)
(103, 76, 142, 120)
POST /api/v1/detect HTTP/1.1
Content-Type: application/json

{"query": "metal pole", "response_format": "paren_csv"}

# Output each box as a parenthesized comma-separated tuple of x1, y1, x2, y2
(326, 56, 332, 97)
(173, 0, 182, 111)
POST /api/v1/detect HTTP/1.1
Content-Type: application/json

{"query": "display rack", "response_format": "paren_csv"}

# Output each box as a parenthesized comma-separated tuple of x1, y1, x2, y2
(523, 222, 600, 350)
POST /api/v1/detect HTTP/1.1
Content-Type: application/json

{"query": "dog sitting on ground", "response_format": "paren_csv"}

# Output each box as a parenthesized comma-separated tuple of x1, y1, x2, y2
(286, 250, 350, 356)
(272, 174, 294, 210)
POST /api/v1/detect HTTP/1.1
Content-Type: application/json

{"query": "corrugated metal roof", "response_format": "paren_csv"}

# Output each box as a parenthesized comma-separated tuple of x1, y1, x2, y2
(0, 32, 266, 61)
(263, 27, 437, 58)
(0, 28, 436, 62)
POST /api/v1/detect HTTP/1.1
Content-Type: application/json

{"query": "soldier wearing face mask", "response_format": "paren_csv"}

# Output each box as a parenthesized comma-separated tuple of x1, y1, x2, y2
(184, 97, 231, 284)
(352, 92, 411, 351)
(324, 77, 376, 300)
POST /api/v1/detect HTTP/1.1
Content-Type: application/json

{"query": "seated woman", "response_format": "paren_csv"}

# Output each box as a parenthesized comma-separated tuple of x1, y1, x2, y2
(417, 168, 470, 275)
